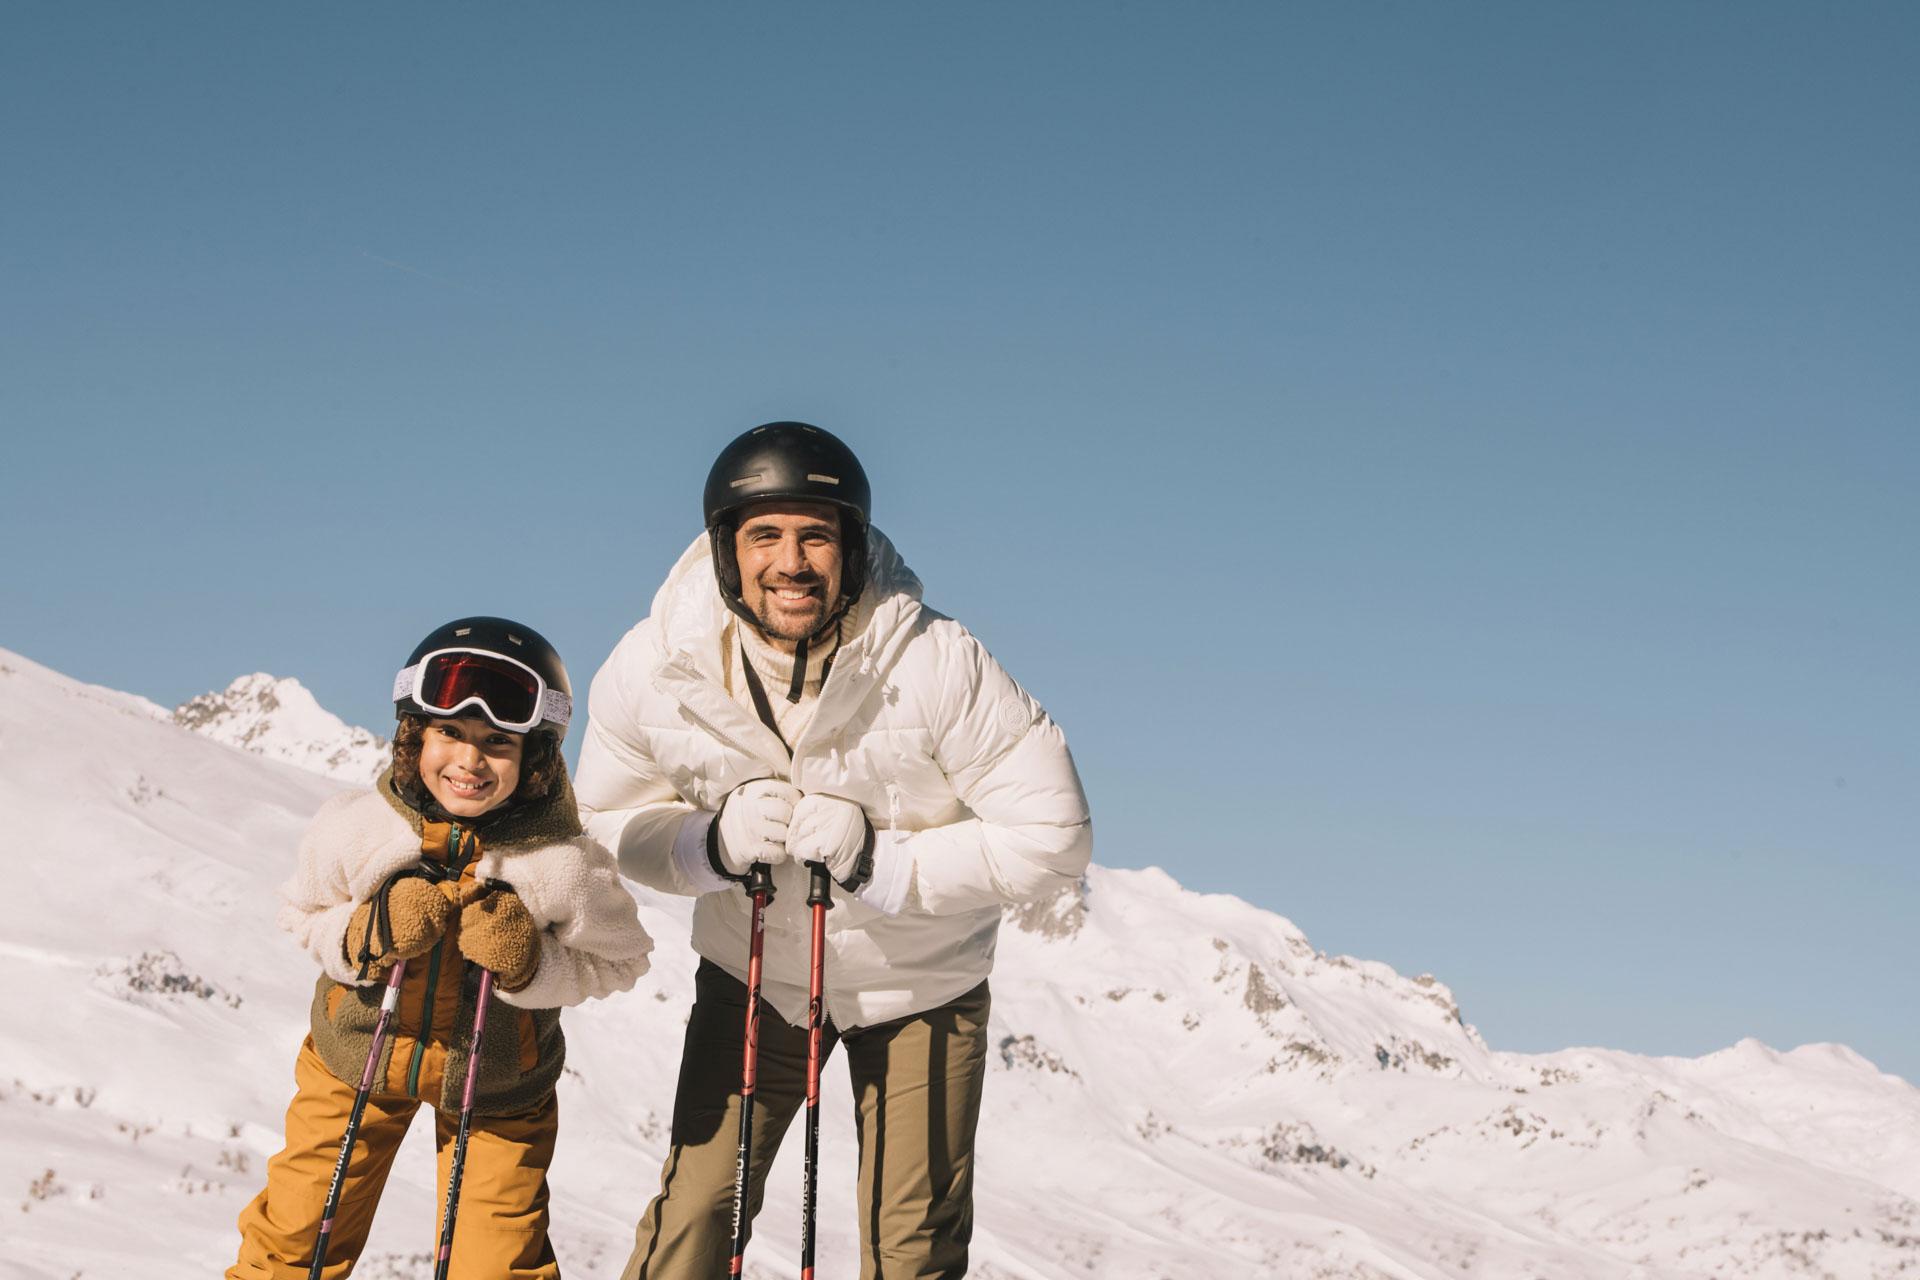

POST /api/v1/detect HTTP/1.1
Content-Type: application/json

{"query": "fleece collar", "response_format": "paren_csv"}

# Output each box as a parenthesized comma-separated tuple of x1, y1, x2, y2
(377, 766, 584, 850)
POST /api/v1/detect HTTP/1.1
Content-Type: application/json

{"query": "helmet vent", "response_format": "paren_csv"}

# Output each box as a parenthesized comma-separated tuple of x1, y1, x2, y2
(453, 627, 472, 637)
(806, 474, 840, 485)
(507, 634, 524, 645)
(729, 474, 763, 489)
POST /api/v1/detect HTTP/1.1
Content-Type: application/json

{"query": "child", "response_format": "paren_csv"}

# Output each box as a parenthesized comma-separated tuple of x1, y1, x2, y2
(228, 617, 654, 1279)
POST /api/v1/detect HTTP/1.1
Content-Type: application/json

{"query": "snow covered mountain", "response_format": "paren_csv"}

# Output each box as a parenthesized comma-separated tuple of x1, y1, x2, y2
(173, 673, 388, 783)
(2, 645, 1915, 1279)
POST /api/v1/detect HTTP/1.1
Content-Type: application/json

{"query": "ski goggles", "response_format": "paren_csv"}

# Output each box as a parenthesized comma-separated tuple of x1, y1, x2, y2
(391, 648, 571, 734)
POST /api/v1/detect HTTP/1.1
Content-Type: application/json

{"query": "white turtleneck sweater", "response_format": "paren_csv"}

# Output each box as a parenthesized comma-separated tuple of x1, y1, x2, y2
(724, 617, 840, 747)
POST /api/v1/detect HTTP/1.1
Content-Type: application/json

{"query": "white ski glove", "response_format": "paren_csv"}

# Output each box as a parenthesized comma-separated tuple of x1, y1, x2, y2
(710, 779, 802, 878)
(788, 793, 874, 891)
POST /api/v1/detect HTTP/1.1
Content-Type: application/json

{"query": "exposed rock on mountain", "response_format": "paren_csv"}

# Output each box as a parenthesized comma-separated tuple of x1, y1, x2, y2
(173, 673, 387, 783)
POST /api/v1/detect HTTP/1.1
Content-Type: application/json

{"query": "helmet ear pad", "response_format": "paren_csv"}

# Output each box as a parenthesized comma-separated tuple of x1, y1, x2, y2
(709, 517, 749, 626)
(708, 512, 869, 634)
(838, 517, 869, 613)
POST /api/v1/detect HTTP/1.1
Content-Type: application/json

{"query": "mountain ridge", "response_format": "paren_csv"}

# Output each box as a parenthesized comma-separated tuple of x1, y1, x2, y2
(172, 671, 387, 783)
(1, 646, 1913, 1279)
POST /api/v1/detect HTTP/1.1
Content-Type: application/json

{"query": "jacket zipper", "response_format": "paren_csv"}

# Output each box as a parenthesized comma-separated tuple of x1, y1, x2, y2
(404, 824, 468, 1098)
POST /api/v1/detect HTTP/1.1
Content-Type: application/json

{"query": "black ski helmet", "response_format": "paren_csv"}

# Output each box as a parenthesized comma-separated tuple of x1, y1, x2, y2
(703, 421, 871, 633)
(392, 616, 573, 737)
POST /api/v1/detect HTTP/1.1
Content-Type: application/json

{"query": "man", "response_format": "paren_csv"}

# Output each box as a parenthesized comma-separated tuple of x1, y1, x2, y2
(576, 421, 1093, 1278)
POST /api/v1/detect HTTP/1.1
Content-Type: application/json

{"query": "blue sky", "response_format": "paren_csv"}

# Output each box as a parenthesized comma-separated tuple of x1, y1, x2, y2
(4, 4, 1915, 1080)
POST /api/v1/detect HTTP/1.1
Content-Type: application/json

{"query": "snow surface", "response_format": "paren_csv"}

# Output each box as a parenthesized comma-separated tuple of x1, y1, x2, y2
(1, 645, 1915, 1279)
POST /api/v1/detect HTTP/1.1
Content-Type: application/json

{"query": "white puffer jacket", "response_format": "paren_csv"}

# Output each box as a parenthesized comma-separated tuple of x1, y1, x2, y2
(576, 528, 1093, 1028)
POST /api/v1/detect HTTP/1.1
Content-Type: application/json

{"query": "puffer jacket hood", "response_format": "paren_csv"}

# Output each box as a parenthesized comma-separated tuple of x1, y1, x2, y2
(578, 526, 1092, 1029)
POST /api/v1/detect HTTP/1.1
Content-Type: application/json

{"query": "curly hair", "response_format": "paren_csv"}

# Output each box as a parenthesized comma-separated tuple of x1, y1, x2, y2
(391, 713, 565, 815)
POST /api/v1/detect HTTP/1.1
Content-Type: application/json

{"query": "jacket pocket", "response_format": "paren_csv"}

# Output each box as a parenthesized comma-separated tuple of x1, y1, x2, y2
(517, 1009, 538, 1073)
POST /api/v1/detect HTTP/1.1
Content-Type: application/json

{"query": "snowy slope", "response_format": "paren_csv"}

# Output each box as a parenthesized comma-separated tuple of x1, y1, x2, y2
(173, 673, 388, 783)
(1, 646, 1915, 1279)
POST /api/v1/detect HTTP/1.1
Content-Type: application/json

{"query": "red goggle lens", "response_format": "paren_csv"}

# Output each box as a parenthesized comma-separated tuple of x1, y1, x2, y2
(417, 651, 541, 727)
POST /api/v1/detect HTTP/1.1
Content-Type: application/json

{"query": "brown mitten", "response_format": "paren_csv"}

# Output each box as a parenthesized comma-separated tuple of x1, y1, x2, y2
(344, 878, 455, 975)
(458, 888, 540, 993)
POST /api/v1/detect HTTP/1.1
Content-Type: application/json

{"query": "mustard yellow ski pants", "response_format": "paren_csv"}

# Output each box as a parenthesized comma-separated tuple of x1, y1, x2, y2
(228, 1037, 560, 1279)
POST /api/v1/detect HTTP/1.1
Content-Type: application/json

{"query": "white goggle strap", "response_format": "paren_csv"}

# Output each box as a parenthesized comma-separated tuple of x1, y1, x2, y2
(389, 661, 572, 732)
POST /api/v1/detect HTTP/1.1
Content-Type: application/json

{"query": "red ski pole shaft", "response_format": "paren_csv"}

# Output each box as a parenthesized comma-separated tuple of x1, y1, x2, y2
(308, 957, 408, 1280)
(800, 861, 832, 1280)
(728, 862, 775, 1278)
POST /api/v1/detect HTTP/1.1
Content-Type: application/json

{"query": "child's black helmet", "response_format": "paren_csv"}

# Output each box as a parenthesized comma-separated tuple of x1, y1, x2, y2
(392, 616, 572, 736)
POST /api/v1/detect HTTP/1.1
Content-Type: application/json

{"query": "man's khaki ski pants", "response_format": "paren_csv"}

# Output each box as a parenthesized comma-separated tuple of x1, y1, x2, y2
(620, 959, 991, 1280)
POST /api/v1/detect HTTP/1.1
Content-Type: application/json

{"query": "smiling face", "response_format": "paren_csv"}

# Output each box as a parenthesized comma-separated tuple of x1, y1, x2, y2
(733, 501, 844, 650)
(415, 716, 524, 818)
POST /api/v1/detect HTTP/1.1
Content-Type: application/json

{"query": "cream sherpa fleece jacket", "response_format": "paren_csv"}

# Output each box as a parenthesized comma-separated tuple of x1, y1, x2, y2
(278, 786, 653, 1009)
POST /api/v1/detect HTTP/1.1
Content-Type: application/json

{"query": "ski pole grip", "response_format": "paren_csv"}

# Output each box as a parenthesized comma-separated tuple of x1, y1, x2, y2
(746, 862, 776, 901)
(806, 860, 833, 908)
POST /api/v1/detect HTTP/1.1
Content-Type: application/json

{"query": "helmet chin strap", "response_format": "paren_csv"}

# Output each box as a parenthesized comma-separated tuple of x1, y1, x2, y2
(719, 558, 853, 703)
(734, 607, 846, 704)
(787, 632, 811, 704)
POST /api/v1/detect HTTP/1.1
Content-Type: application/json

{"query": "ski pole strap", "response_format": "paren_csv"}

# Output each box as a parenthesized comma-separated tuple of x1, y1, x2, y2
(706, 792, 750, 886)
(352, 860, 455, 981)
(834, 810, 876, 894)
(737, 642, 791, 749)
(834, 837, 874, 895)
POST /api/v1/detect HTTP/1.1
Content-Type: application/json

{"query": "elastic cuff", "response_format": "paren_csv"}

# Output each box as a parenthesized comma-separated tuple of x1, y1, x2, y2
(498, 952, 540, 994)
(284, 900, 374, 986)
(672, 811, 735, 895)
(493, 925, 542, 994)
(854, 830, 912, 916)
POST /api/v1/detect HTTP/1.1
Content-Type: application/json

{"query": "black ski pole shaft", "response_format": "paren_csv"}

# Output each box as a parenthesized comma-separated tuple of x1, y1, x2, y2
(800, 861, 832, 1280)
(727, 862, 775, 1279)
(308, 957, 409, 1280)
(432, 964, 494, 1280)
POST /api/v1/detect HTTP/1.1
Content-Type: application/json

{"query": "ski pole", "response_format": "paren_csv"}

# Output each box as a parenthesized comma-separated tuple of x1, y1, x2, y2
(308, 958, 408, 1280)
(727, 862, 776, 1279)
(800, 861, 832, 1280)
(432, 963, 494, 1280)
